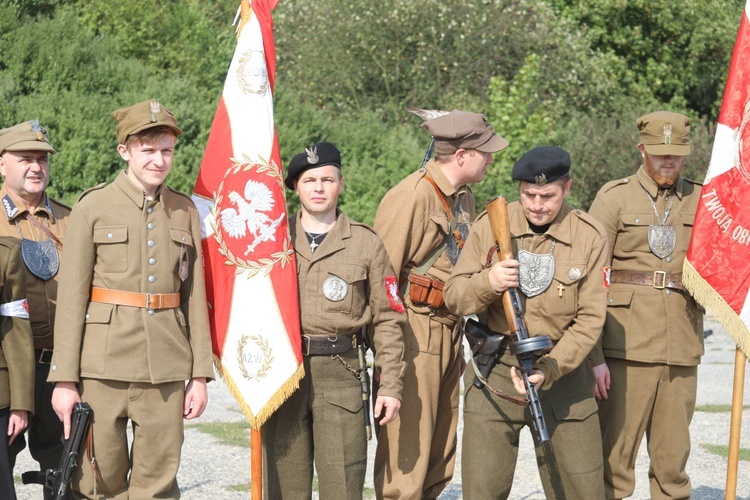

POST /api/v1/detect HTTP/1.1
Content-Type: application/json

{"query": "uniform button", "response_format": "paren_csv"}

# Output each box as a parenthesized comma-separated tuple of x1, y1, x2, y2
(147, 222, 155, 230)
(147, 207, 154, 214)
(149, 258, 156, 265)
(148, 309, 155, 315)
(667, 257, 673, 263)
(635, 218, 640, 223)
(148, 240, 155, 247)
(107, 232, 113, 239)
(608, 298, 613, 303)
(148, 276, 156, 283)
(85, 314, 90, 320)
(666, 289, 672, 295)
(181, 236, 186, 242)
(51, 364, 56, 371)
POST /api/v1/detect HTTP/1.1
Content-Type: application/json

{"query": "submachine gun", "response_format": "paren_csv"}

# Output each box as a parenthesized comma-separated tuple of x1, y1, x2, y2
(486, 196, 553, 443)
(22, 402, 93, 499)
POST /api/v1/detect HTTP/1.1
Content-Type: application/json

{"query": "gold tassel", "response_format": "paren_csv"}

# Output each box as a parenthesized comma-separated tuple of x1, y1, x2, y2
(234, 0, 253, 39)
(683, 260, 750, 358)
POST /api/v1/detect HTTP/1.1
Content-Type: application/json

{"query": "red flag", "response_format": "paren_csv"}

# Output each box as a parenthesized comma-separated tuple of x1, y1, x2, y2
(684, 1, 750, 356)
(192, 0, 303, 429)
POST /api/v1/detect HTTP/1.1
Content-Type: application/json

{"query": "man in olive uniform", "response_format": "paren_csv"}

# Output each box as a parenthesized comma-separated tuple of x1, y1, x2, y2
(49, 99, 214, 498)
(262, 141, 406, 499)
(373, 111, 508, 499)
(0, 120, 69, 494)
(0, 239, 34, 499)
(444, 146, 609, 499)
(589, 111, 703, 499)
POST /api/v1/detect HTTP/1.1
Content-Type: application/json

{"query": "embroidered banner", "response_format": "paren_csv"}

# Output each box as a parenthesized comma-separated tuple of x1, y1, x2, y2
(683, 1, 750, 356)
(192, 0, 303, 429)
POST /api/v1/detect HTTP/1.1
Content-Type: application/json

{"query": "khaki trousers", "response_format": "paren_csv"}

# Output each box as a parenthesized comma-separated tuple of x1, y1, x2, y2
(263, 350, 366, 500)
(462, 352, 604, 500)
(374, 310, 461, 500)
(74, 378, 185, 499)
(599, 358, 697, 500)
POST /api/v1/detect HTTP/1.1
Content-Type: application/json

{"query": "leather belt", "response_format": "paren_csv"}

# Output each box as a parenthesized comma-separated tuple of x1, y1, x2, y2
(35, 348, 53, 364)
(90, 287, 181, 309)
(610, 270, 685, 292)
(302, 333, 357, 356)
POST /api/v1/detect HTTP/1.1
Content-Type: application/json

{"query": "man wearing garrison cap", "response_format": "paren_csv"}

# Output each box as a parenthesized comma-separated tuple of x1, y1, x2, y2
(373, 110, 508, 499)
(0, 120, 71, 499)
(49, 99, 213, 498)
(444, 146, 609, 498)
(589, 111, 703, 499)
(263, 142, 406, 499)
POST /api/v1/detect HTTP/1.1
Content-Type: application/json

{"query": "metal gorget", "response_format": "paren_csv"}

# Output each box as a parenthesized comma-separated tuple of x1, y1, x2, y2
(517, 237, 556, 298)
(447, 203, 470, 265)
(645, 188, 676, 259)
(16, 216, 60, 280)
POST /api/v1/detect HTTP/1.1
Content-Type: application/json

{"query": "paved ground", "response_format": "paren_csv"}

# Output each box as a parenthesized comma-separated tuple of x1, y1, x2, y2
(13, 314, 750, 498)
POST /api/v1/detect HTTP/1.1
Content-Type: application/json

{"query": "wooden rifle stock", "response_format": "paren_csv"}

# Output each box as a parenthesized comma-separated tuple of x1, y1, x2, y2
(486, 196, 551, 443)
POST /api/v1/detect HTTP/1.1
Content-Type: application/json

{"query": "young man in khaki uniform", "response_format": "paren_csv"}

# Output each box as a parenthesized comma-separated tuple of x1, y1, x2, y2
(589, 111, 703, 499)
(263, 142, 406, 499)
(0, 120, 70, 496)
(0, 239, 34, 499)
(444, 146, 608, 499)
(48, 99, 214, 498)
(373, 111, 508, 499)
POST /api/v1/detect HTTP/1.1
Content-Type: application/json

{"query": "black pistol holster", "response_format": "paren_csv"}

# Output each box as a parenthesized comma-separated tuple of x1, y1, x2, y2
(464, 318, 507, 389)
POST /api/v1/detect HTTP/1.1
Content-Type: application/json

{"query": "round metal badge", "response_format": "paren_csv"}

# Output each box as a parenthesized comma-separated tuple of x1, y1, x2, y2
(323, 276, 348, 302)
(568, 268, 582, 281)
(21, 238, 59, 281)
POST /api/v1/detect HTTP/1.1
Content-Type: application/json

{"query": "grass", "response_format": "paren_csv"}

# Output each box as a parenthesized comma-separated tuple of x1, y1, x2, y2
(701, 443, 750, 461)
(187, 421, 250, 448)
(695, 404, 750, 413)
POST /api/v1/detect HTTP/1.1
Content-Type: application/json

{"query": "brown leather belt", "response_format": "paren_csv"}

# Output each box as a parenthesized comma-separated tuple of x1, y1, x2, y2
(302, 333, 357, 356)
(610, 270, 685, 292)
(35, 348, 53, 365)
(90, 287, 181, 309)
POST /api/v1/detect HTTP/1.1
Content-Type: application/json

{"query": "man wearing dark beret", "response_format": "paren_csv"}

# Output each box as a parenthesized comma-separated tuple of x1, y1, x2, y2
(0, 120, 70, 499)
(589, 111, 703, 499)
(444, 145, 609, 498)
(264, 141, 406, 499)
(49, 99, 213, 498)
(373, 110, 508, 499)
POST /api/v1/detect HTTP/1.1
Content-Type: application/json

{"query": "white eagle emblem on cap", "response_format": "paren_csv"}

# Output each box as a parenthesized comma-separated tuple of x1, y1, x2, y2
(662, 124, 672, 144)
(535, 173, 547, 185)
(306, 146, 319, 164)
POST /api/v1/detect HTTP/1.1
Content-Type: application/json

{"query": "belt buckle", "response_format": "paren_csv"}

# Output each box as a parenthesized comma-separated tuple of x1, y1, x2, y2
(302, 335, 311, 356)
(653, 271, 667, 290)
(146, 292, 161, 309)
(38, 348, 53, 364)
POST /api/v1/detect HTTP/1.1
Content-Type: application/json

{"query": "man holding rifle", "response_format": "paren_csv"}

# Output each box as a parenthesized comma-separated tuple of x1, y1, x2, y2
(444, 146, 608, 498)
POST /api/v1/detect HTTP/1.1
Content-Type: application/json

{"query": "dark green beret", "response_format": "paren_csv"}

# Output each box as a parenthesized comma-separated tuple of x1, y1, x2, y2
(512, 146, 570, 185)
(285, 141, 341, 189)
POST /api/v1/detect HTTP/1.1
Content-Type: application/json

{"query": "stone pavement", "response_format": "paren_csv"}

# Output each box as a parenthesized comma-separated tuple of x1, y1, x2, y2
(13, 314, 750, 498)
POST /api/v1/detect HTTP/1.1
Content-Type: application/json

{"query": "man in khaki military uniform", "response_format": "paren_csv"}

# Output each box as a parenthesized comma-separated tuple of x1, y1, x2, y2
(0, 239, 34, 500)
(0, 120, 69, 495)
(589, 112, 703, 499)
(444, 146, 608, 499)
(263, 141, 406, 499)
(373, 111, 508, 499)
(48, 99, 214, 498)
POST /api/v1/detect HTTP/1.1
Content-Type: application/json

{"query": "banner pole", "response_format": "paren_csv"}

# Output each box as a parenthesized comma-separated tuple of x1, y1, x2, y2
(725, 348, 746, 500)
(251, 427, 263, 499)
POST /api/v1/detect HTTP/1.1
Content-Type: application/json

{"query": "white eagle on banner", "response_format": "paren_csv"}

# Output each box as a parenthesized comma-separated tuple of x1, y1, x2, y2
(220, 179, 285, 255)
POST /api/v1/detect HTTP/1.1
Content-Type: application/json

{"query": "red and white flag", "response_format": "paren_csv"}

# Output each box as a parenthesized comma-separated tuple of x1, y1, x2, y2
(684, 0, 750, 356)
(192, 0, 303, 429)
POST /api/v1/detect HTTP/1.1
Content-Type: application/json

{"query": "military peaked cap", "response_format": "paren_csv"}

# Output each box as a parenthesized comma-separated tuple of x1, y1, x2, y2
(0, 120, 56, 155)
(112, 99, 182, 144)
(422, 110, 509, 155)
(637, 111, 691, 156)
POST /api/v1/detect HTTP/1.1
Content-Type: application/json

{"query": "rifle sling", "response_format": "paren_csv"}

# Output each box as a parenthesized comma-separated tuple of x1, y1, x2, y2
(469, 355, 529, 407)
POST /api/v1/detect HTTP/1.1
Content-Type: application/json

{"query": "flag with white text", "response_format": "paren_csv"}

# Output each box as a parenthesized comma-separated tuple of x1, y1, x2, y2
(191, 0, 303, 429)
(684, 0, 750, 356)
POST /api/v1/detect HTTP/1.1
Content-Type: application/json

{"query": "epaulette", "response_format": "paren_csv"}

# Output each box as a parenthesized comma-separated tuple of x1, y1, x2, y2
(49, 197, 72, 211)
(350, 219, 379, 237)
(571, 208, 607, 237)
(167, 185, 193, 201)
(77, 182, 107, 202)
(683, 177, 703, 187)
(474, 209, 489, 222)
(0, 238, 17, 251)
(598, 177, 631, 194)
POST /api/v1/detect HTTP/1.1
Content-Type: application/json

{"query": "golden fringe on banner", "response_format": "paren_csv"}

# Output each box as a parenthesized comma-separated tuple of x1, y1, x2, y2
(213, 355, 304, 430)
(683, 260, 750, 358)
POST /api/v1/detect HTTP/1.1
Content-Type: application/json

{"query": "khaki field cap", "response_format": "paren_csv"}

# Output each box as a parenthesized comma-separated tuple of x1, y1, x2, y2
(637, 111, 691, 156)
(112, 99, 183, 144)
(0, 119, 56, 155)
(422, 110, 509, 155)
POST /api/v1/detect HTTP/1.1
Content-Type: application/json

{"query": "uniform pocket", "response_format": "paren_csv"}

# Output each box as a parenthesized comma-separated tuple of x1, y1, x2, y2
(618, 212, 651, 255)
(80, 302, 114, 375)
(603, 290, 633, 354)
(429, 212, 450, 235)
(541, 262, 587, 319)
(93, 226, 128, 273)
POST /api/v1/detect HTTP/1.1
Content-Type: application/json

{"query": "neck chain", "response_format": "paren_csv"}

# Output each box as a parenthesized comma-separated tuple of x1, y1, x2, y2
(304, 230, 327, 252)
(643, 187, 677, 259)
(645, 188, 675, 226)
(519, 235, 556, 255)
